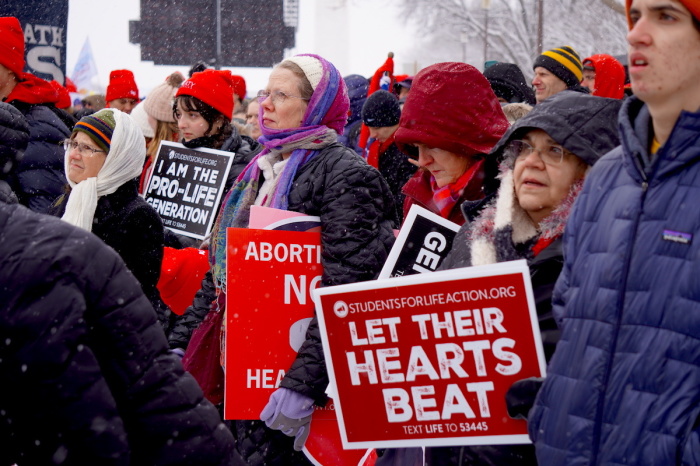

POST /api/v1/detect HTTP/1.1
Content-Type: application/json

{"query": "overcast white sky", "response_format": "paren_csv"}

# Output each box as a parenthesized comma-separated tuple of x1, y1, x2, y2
(66, 0, 417, 96)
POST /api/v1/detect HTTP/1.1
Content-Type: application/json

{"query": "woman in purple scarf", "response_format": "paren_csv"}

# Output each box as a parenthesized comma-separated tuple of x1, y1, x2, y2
(205, 54, 397, 464)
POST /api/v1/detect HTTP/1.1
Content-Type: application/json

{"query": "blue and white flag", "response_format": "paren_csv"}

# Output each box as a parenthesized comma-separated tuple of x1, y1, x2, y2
(71, 38, 99, 93)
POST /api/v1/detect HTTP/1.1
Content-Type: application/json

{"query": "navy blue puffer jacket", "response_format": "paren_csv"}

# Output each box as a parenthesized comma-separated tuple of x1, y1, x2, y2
(8, 102, 69, 213)
(529, 96, 700, 465)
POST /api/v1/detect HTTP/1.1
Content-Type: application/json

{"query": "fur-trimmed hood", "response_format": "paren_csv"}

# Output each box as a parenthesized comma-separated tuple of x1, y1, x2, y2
(467, 168, 583, 266)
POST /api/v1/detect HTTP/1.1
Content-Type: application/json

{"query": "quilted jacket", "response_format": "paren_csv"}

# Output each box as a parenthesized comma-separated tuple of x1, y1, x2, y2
(529, 96, 700, 465)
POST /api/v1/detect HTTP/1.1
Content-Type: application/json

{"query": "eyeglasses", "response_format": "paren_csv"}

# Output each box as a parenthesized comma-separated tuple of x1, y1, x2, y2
(506, 139, 570, 165)
(62, 139, 106, 156)
(257, 90, 309, 104)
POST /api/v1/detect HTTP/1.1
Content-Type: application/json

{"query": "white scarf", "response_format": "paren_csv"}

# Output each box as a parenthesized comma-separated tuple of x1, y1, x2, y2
(62, 109, 146, 231)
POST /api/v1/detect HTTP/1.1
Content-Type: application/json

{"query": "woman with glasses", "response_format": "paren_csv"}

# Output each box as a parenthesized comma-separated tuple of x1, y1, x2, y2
(51, 108, 172, 329)
(178, 54, 397, 465)
(425, 91, 622, 466)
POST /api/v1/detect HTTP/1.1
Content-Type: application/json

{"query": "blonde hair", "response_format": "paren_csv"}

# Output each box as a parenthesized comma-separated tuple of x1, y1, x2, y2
(147, 120, 178, 162)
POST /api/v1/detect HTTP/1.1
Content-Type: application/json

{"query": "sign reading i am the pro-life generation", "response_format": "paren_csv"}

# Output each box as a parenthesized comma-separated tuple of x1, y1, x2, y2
(379, 204, 461, 279)
(144, 141, 233, 240)
(314, 260, 546, 449)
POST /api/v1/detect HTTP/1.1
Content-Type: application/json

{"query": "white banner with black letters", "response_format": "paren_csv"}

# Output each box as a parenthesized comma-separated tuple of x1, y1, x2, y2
(379, 204, 461, 279)
(144, 141, 233, 240)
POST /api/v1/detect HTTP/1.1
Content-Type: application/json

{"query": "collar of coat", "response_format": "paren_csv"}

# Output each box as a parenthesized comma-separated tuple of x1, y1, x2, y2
(467, 169, 584, 266)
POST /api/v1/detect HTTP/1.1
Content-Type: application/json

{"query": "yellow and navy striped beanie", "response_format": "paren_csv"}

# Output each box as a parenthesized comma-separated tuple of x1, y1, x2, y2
(72, 109, 116, 154)
(533, 46, 583, 88)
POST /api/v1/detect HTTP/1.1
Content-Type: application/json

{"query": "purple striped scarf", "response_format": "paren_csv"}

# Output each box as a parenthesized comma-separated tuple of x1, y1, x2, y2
(210, 54, 350, 289)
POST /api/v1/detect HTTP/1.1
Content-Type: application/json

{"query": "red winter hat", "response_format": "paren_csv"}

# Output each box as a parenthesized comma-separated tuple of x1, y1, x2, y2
(106, 69, 139, 102)
(230, 74, 247, 101)
(395, 62, 508, 157)
(157, 247, 210, 316)
(176, 69, 235, 119)
(49, 80, 71, 109)
(625, 0, 700, 27)
(0, 17, 25, 77)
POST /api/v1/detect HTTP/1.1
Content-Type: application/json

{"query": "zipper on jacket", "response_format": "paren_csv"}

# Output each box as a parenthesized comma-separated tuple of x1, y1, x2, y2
(590, 160, 648, 464)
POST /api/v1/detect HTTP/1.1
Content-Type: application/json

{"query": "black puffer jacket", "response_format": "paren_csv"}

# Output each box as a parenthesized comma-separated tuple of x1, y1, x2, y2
(0, 102, 29, 204)
(7, 101, 70, 213)
(377, 139, 417, 223)
(169, 143, 397, 350)
(170, 143, 397, 466)
(52, 180, 172, 329)
(0, 201, 234, 465)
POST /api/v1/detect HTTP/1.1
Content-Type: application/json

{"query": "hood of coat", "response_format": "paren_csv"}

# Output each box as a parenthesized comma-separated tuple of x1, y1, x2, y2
(492, 90, 623, 167)
(583, 54, 626, 100)
(395, 62, 509, 158)
(484, 62, 537, 105)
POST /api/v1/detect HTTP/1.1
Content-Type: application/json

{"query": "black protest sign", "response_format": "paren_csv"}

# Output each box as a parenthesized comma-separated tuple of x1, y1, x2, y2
(379, 205, 461, 279)
(144, 141, 233, 240)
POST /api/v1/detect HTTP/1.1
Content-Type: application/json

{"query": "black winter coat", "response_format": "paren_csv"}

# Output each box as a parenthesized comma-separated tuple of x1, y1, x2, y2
(170, 143, 397, 466)
(7, 102, 70, 213)
(377, 140, 417, 223)
(169, 143, 397, 350)
(53, 180, 172, 328)
(0, 201, 234, 465)
(0, 102, 29, 204)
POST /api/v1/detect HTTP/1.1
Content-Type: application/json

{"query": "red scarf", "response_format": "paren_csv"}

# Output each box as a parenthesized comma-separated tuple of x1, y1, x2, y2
(430, 159, 483, 219)
(531, 236, 556, 257)
(366, 134, 396, 168)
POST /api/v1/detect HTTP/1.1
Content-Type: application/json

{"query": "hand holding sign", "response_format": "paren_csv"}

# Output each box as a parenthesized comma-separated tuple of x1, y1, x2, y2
(261, 388, 315, 451)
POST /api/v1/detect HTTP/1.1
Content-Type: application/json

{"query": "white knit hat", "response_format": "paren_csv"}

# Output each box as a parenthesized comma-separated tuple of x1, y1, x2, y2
(144, 71, 184, 122)
(284, 55, 323, 91)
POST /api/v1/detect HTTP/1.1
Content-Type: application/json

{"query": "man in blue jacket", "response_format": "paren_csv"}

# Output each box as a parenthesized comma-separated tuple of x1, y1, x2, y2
(528, 0, 700, 464)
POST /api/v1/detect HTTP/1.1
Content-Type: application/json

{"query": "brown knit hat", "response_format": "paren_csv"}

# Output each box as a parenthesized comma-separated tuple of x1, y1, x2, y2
(144, 71, 184, 123)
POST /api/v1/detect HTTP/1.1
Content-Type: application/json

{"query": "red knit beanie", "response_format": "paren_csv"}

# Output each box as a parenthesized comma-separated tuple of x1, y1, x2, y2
(106, 69, 139, 102)
(176, 69, 235, 119)
(0, 17, 25, 77)
(231, 75, 247, 101)
(395, 62, 508, 157)
(626, 0, 700, 27)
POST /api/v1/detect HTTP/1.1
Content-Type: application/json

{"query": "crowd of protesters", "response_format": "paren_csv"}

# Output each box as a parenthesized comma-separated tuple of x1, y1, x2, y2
(2, 0, 700, 464)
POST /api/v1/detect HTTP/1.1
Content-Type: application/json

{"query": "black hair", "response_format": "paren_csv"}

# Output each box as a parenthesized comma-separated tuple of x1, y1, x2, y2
(188, 62, 209, 78)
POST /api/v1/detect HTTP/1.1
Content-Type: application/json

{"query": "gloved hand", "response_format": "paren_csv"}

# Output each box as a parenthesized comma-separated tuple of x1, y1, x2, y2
(260, 387, 315, 451)
(170, 348, 185, 359)
(505, 377, 544, 420)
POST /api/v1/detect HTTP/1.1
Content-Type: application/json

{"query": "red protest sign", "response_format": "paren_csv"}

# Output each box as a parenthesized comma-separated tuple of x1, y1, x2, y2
(314, 260, 546, 449)
(224, 228, 323, 420)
